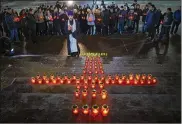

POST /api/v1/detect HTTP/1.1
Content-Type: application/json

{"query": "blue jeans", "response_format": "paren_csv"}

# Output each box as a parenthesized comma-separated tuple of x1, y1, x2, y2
(118, 21, 125, 33)
(10, 28, 19, 41)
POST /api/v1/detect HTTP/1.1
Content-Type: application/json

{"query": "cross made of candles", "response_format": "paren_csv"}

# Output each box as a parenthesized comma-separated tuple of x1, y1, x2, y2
(30, 57, 157, 122)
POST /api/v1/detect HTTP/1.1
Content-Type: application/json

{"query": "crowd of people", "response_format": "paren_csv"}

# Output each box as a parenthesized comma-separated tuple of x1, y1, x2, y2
(0, 1, 181, 44)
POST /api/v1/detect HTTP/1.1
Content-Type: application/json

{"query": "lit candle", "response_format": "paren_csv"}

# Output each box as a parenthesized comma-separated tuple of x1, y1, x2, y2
(75, 89, 80, 98)
(80, 75, 84, 80)
(111, 80, 115, 84)
(38, 79, 42, 84)
(140, 79, 144, 85)
(76, 79, 80, 84)
(118, 78, 123, 84)
(101, 70, 104, 74)
(76, 84, 80, 89)
(152, 77, 157, 84)
(73, 75, 76, 80)
(126, 78, 130, 85)
(115, 74, 119, 81)
(82, 105, 89, 115)
(92, 89, 97, 98)
(36, 75, 40, 79)
(52, 78, 56, 84)
(99, 82, 104, 89)
(72, 105, 79, 115)
(129, 74, 134, 81)
(122, 74, 126, 80)
(101, 90, 107, 100)
(106, 80, 109, 84)
(67, 79, 71, 84)
(135, 74, 140, 80)
(101, 104, 109, 116)
(147, 79, 151, 85)
(134, 79, 138, 85)
(82, 89, 88, 97)
(83, 70, 86, 74)
(91, 81, 96, 89)
(45, 78, 49, 84)
(92, 105, 99, 116)
(147, 74, 152, 80)
(50, 75, 54, 80)
(142, 74, 146, 80)
(43, 75, 47, 80)
(31, 77, 35, 84)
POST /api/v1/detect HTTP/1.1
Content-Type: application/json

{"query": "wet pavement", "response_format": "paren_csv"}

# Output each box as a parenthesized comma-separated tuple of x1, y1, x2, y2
(0, 33, 181, 123)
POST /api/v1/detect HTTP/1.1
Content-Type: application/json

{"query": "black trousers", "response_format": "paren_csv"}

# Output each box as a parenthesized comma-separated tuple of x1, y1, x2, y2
(88, 25, 94, 35)
(28, 28, 36, 43)
(170, 21, 180, 34)
(148, 26, 156, 40)
(96, 24, 101, 34)
(102, 24, 108, 36)
(133, 20, 139, 33)
(159, 25, 170, 40)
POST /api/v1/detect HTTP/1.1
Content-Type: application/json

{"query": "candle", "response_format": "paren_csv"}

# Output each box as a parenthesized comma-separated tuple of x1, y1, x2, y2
(118, 78, 123, 84)
(142, 74, 146, 80)
(147, 74, 152, 80)
(45, 78, 49, 84)
(36, 75, 40, 79)
(101, 90, 107, 100)
(140, 79, 144, 85)
(38, 79, 42, 84)
(43, 75, 47, 80)
(99, 82, 104, 89)
(152, 77, 157, 84)
(76, 84, 80, 89)
(72, 105, 79, 115)
(50, 75, 54, 80)
(134, 79, 138, 85)
(135, 74, 140, 80)
(31, 77, 35, 84)
(75, 89, 80, 98)
(122, 74, 126, 80)
(84, 84, 88, 89)
(92, 89, 97, 98)
(92, 105, 99, 116)
(106, 80, 109, 84)
(91, 81, 96, 89)
(115, 74, 119, 80)
(83, 70, 86, 74)
(52, 78, 56, 84)
(73, 75, 76, 80)
(147, 79, 151, 85)
(82, 105, 89, 115)
(101, 104, 109, 116)
(80, 75, 84, 80)
(126, 78, 130, 85)
(82, 89, 88, 97)
(129, 74, 134, 81)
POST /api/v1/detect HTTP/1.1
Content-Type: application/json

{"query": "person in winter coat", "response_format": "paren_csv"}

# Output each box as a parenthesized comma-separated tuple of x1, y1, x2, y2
(117, 6, 127, 34)
(95, 9, 102, 34)
(53, 8, 61, 35)
(145, 4, 157, 40)
(27, 9, 37, 43)
(59, 10, 68, 35)
(87, 9, 95, 35)
(155, 9, 162, 34)
(45, 10, 54, 35)
(142, 5, 149, 33)
(159, 8, 173, 40)
(133, 4, 142, 33)
(5, 8, 19, 42)
(35, 8, 45, 36)
(109, 8, 117, 35)
(79, 10, 88, 34)
(19, 9, 28, 41)
(170, 6, 181, 35)
(101, 6, 110, 36)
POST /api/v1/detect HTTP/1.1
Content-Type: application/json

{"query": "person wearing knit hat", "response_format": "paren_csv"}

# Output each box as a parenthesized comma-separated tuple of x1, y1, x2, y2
(65, 10, 80, 57)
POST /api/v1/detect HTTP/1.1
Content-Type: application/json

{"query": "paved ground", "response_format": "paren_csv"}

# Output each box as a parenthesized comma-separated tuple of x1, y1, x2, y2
(0, 32, 181, 123)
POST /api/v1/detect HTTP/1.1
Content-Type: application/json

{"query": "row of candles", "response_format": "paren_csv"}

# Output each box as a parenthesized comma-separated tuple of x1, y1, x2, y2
(72, 104, 109, 116)
(83, 57, 104, 75)
(75, 89, 107, 100)
(31, 74, 157, 85)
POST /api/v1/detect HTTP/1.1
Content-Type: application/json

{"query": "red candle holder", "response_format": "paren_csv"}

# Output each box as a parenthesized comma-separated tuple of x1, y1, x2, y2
(31, 77, 35, 84)
(57, 75, 61, 81)
(126, 78, 130, 85)
(92, 89, 97, 98)
(129, 74, 134, 81)
(106, 80, 109, 84)
(52, 78, 56, 84)
(72, 105, 79, 115)
(88, 76, 92, 81)
(147, 74, 152, 80)
(134, 79, 138, 85)
(89, 71, 92, 74)
(108, 75, 112, 81)
(84, 80, 88, 85)
(118, 78, 123, 84)
(45, 78, 49, 84)
(84, 84, 88, 89)
(82, 105, 89, 115)
(43, 75, 47, 80)
(82, 89, 88, 97)
(60, 79, 64, 84)
(76, 84, 80, 89)
(152, 77, 157, 84)
(101, 90, 107, 100)
(135, 74, 140, 80)
(91, 82, 96, 89)
(64, 75, 68, 81)
(80, 75, 84, 80)
(83, 70, 86, 74)
(147, 79, 151, 85)
(142, 74, 146, 80)
(38, 79, 42, 84)
(99, 82, 104, 89)
(36, 75, 40, 79)
(140, 79, 144, 85)
(101, 104, 109, 116)
(75, 89, 80, 98)
(92, 105, 99, 116)
(95, 71, 98, 74)
(115, 74, 119, 81)
(111, 80, 115, 84)
(67, 79, 71, 84)
(94, 76, 98, 81)
(73, 75, 76, 80)
(101, 70, 104, 74)
(50, 75, 54, 80)
(122, 74, 126, 80)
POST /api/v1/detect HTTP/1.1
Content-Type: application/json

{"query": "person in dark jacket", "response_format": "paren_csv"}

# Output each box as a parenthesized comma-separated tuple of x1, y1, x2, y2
(101, 6, 110, 36)
(79, 10, 88, 34)
(109, 8, 117, 35)
(159, 8, 173, 40)
(133, 4, 142, 33)
(117, 6, 127, 34)
(53, 8, 61, 35)
(27, 9, 37, 43)
(170, 6, 181, 35)
(145, 4, 157, 40)
(19, 9, 28, 41)
(64, 11, 80, 57)
(142, 5, 148, 33)
(5, 8, 19, 42)
(60, 10, 68, 35)
(3, 9, 10, 37)
(155, 9, 162, 34)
